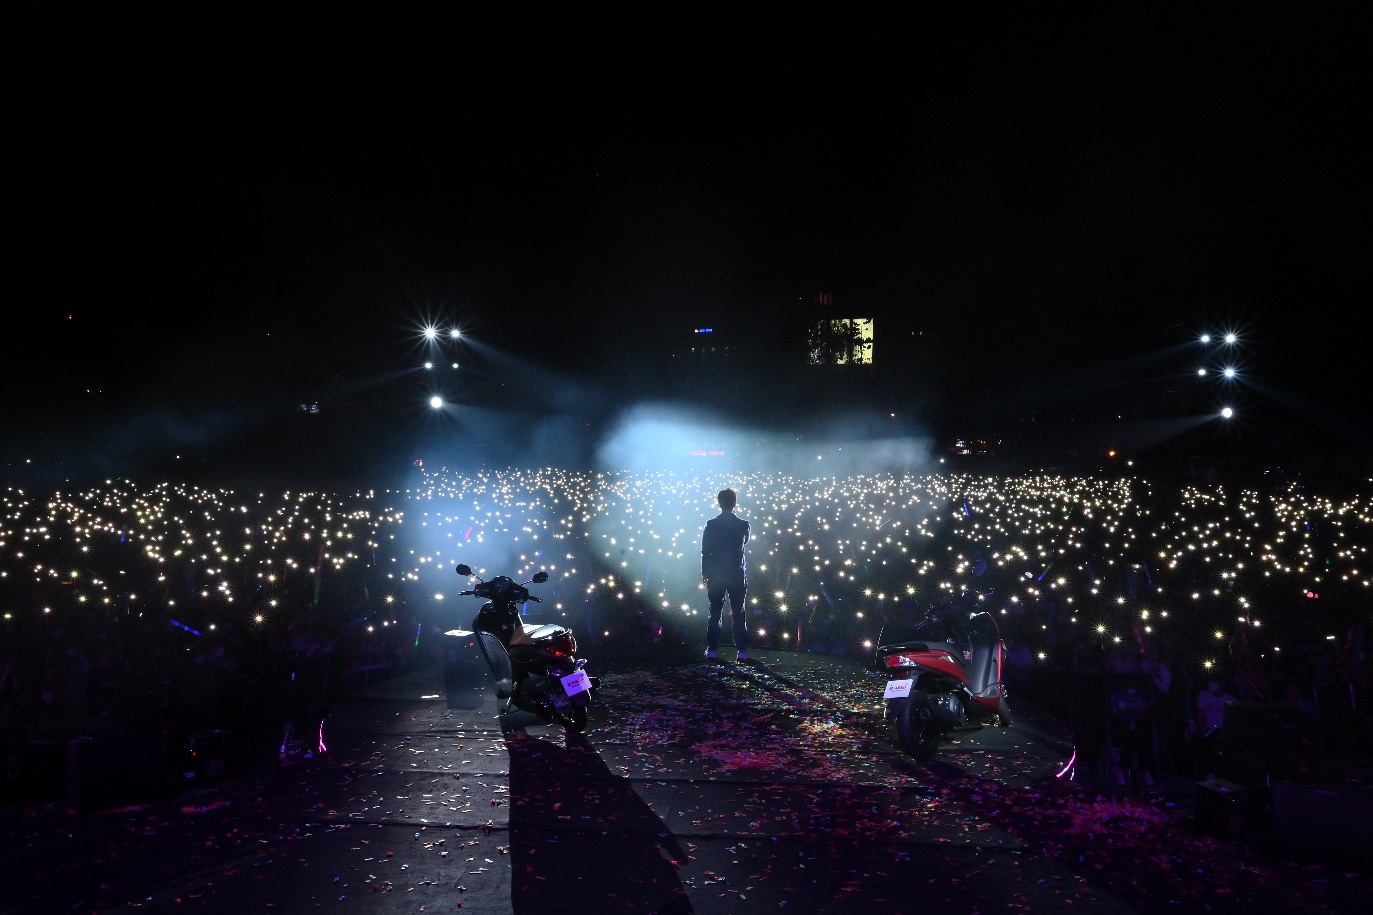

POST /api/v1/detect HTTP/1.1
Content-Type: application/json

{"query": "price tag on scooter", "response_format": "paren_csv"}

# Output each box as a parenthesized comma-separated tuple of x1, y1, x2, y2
(561, 670, 591, 696)
(884, 679, 912, 699)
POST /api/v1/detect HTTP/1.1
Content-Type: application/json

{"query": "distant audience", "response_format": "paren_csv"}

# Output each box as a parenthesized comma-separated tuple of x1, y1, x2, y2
(0, 468, 1367, 782)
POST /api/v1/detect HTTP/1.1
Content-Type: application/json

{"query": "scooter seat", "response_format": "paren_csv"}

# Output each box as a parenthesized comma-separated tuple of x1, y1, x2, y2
(878, 640, 962, 656)
(520, 623, 571, 642)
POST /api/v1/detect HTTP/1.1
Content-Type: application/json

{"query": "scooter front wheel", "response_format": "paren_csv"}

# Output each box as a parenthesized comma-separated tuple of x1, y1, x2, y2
(995, 697, 1012, 727)
(896, 699, 941, 761)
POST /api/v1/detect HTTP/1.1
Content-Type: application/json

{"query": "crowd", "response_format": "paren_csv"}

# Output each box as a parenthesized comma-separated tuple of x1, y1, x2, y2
(2, 465, 1370, 789)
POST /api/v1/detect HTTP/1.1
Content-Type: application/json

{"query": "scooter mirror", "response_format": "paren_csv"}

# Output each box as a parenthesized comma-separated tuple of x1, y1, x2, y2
(532, 571, 549, 584)
(455, 564, 473, 576)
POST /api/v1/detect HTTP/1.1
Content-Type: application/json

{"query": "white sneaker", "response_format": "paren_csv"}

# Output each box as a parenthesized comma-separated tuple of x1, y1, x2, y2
(736, 650, 750, 661)
(705, 650, 717, 659)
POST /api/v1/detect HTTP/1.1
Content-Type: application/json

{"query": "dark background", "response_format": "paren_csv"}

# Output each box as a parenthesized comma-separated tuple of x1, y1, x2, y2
(6, 7, 1370, 486)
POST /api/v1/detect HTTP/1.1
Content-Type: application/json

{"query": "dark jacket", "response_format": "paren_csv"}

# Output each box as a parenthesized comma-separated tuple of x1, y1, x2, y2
(701, 511, 750, 579)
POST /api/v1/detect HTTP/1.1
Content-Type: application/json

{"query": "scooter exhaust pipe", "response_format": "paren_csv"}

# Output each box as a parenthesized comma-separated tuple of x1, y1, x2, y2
(912, 691, 967, 727)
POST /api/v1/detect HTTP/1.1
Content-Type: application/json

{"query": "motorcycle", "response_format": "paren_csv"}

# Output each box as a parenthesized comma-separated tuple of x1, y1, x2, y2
(871, 589, 1009, 760)
(454, 563, 596, 732)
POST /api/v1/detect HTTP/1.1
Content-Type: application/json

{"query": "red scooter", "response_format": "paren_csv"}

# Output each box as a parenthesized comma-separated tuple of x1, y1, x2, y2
(872, 590, 1009, 760)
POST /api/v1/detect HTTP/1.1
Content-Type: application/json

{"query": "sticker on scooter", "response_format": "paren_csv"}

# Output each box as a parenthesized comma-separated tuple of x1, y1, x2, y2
(561, 670, 591, 696)
(884, 679, 912, 699)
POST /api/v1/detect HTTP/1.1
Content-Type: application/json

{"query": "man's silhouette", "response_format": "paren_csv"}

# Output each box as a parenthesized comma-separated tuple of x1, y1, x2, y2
(701, 488, 751, 660)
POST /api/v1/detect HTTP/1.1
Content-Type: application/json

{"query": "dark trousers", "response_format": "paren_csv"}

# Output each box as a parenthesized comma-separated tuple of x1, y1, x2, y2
(706, 570, 748, 652)
(1112, 717, 1155, 773)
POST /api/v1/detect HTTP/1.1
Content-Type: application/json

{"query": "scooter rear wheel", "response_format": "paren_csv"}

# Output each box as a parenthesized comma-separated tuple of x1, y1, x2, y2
(896, 700, 940, 761)
(557, 705, 588, 733)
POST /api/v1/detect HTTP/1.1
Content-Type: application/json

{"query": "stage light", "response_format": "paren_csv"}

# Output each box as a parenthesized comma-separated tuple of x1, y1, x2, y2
(1221, 407, 1233, 419)
(1200, 334, 1211, 343)
(1223, 367, 1236, 378)
(1224, 333, 1237, 344)
(430, 396, 443, 409)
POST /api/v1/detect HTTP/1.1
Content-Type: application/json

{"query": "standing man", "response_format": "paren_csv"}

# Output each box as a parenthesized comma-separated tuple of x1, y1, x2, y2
(702, 488, 751, 660)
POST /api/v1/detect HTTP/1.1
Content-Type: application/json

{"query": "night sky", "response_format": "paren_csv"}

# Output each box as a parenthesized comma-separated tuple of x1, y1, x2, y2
(7, 8, 1370, 484)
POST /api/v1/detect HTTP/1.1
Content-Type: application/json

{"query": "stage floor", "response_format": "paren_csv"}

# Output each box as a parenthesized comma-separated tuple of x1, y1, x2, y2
(2, 646, 1366, 913)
